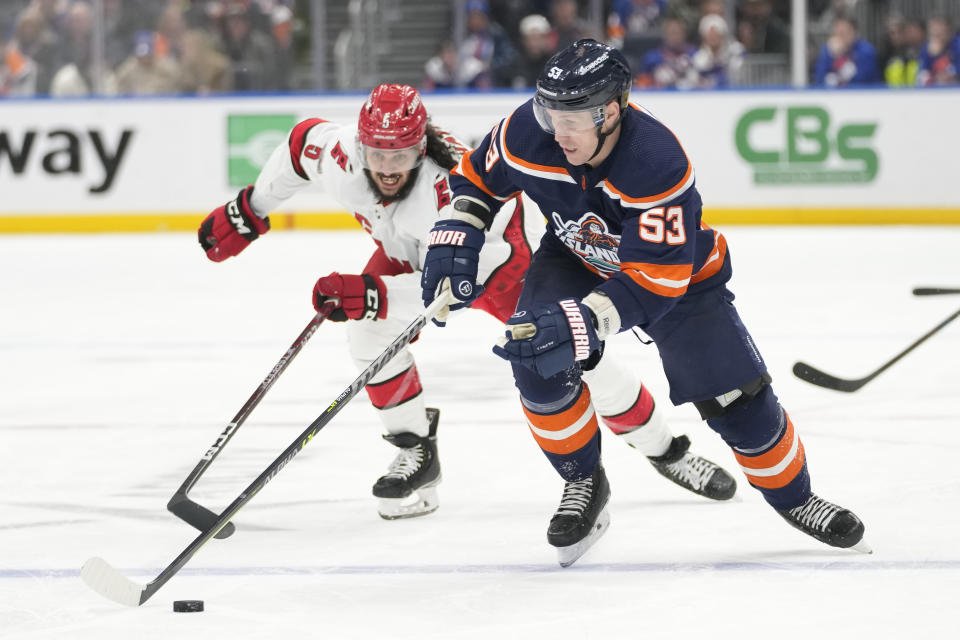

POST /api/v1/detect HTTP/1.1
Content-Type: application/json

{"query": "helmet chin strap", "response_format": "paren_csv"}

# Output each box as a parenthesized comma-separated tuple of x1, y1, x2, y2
(586, 107, 625, 164)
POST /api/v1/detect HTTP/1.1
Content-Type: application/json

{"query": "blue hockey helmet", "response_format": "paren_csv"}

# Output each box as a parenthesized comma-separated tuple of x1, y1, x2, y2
(534, 39, 631, 135)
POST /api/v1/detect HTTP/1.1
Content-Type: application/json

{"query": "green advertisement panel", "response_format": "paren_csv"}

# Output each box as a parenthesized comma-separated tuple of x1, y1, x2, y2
(227, 114, 297, 187)
(735, 106, 879, 185)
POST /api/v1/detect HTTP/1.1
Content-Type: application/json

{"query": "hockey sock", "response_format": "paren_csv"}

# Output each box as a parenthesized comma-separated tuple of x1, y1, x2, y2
(600, 385, 673, 457)
(522, 383, 601, 482)
(366, 365, 429, 437)
(707, 386, 811, 510)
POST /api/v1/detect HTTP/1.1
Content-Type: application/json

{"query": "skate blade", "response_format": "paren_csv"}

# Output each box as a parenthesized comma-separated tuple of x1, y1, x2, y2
(377, 486, 439, 520)
(850, 538, 873, 554)
(556, 508, 610, 568)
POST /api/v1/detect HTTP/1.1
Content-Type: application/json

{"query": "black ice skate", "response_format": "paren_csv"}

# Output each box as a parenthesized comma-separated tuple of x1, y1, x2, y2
(647, 435, 737, 501)
(372, 408, 441, 520)
(547, 463, 611, 567)
(777, 493, 870, 553)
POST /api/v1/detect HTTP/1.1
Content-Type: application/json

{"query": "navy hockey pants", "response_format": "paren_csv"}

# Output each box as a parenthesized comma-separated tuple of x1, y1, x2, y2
(510, 233, 811, 510)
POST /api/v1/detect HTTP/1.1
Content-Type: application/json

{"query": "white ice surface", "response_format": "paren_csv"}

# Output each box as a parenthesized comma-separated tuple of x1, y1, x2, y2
(1, 227, 958, 639)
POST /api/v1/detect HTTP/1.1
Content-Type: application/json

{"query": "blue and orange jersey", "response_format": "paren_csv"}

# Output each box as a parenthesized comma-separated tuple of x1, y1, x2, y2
(450, 98, 731, 330)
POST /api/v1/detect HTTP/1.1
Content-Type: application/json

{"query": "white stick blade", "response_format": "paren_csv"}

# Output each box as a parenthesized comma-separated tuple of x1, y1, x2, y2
(81, 557, 146, 607)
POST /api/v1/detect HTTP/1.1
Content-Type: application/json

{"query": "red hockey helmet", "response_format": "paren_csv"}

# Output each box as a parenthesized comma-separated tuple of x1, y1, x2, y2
(357, 84, 428, 173)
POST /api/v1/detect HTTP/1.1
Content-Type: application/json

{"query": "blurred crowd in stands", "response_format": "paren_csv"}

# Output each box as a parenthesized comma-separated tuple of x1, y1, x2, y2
(424, 0, 960, 90)
(0, 0, 296, 96)
(2, 0, 959, 98)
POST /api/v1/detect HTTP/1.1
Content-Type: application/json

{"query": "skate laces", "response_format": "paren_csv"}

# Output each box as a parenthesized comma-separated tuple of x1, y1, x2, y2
(788, 495, 841, 531)
(556, 477, 594, 516)
(662, 454, 716, 490)
(384, 445, 425, 479)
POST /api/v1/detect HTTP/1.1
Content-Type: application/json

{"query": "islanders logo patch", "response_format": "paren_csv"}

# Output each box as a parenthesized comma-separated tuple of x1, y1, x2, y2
(551, 212, 621, 275)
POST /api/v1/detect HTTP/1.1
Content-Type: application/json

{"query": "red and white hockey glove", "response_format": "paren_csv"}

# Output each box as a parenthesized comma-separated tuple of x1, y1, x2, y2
(198, 186, 270, 262)
(312, 272, 387, 322)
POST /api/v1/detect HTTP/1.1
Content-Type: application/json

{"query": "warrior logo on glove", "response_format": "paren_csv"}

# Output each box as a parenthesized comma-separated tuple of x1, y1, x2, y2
(558, 299, 593, 361)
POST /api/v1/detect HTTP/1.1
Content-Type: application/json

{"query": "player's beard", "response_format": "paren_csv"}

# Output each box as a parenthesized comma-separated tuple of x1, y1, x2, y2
(364, 167, 421, 203)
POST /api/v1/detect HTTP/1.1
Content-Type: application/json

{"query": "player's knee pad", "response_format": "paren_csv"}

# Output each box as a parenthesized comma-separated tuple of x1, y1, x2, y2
(704, 382, 783, 451)
(693, 372, 772, 421)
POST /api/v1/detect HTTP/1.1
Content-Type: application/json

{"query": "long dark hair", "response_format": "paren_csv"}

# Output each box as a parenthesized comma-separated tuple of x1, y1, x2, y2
(424, 123, 466, 171)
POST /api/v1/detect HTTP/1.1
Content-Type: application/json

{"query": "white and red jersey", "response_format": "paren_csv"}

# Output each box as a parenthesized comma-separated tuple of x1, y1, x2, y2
(249, 118, 543, 321)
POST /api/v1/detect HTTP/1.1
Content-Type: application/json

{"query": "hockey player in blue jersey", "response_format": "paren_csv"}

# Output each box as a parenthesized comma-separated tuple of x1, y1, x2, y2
(420, 39, 868, 566)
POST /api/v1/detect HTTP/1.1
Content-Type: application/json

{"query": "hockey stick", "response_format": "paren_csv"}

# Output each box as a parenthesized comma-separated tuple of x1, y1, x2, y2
(793, 307, 960, 392)
(913, 287, 960, 296)
(167, 307, 333, 539)
(82, 291, 453, 607)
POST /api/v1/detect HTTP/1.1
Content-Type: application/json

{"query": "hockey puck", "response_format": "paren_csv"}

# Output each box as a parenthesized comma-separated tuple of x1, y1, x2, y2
(173, 600, 204, 613)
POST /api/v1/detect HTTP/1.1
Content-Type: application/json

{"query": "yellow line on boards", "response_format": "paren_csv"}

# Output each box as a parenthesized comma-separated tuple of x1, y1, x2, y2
(0, 212, 362, 233)
(1, 208, 959, 233)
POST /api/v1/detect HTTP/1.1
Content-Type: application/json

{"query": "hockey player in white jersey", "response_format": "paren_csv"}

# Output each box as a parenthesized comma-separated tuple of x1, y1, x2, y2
(198, 84, 737, 525)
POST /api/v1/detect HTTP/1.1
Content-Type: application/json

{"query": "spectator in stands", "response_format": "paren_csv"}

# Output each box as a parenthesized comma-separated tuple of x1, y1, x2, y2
(155, 3, 188, 62)
(101, 0, 143, 69)
(51, 0, 94, 82)
(270, 3, 294, 90)
(10, 6, 57, 94)
(810, 0, 858, 38)
(737, 0, 790, 55)
(813, 15, 879, 87)
(178, 28, 232, 93)
(691, 13, 744, 88)
(880, 15, 923, 87)
(0, 1, 31, 37)
(1, 28, 37, 96)
(606, 0, 666, 49)
(459, 0, 517, 88)
(423, 38, 490, 90)
(550, 0, 597, 50)
(699, 0, 724, 19)
(30, 0, 65, 38)
(917, 16, 960, 86)
(489, 0, 542, 45)
(510, 13, 555, 88)
(218, 0, 279, 90)
(47, 1, 119, 96)
(115, 29, 180, 95)
(635, 15, 698, 89)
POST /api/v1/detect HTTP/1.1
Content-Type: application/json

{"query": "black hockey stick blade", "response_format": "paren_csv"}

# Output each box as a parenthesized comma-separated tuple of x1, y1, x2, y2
(913, 287, 960, 296)
(167, 308, 331, 539)
(82, 293, 452, 607)
(793, 307, 960, 392)
(792, 361, 872, 392)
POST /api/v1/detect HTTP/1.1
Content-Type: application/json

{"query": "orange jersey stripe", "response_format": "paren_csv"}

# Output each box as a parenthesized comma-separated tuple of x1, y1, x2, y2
(601, 104, 695, 207)
(690, 229, 727, 284)
(601, 160, 692, 206)
(620, 261, 692, 297)
(523, 387, 599, 455)
(451, 149, 501, 200)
